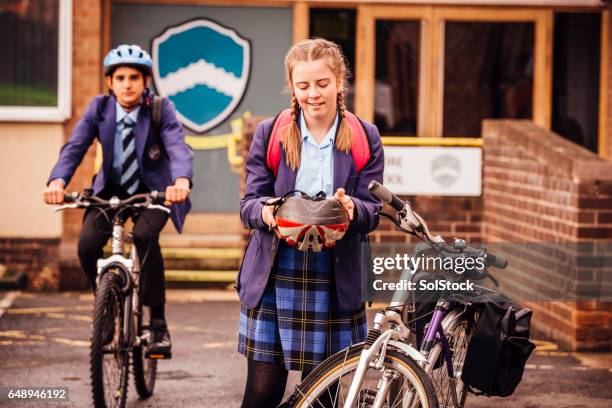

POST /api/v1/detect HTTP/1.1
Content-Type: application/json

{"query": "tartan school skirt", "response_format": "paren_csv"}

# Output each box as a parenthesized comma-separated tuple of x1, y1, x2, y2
(237, 243, 367, 372)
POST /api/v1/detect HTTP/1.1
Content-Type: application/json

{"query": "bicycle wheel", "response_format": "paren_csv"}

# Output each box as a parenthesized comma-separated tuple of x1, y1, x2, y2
(287, 343, 438, 408)
(133, 304, 157, 398)
(426, 308, 476, 408)
(90, 272, 129, 408)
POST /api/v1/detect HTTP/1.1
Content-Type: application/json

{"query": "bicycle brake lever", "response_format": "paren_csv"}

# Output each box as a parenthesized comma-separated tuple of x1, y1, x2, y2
(54, 203, 78, 212)
(146, 204, 171, 214)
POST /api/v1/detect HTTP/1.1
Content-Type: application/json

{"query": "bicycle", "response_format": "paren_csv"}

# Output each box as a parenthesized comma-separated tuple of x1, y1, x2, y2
(284, 181, 508, 408)
(55, 191, 170, 408)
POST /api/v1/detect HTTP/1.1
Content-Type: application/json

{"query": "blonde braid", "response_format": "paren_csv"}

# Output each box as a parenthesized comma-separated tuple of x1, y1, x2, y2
(335, 91, 352, 153)
(284, 93, 302, 171)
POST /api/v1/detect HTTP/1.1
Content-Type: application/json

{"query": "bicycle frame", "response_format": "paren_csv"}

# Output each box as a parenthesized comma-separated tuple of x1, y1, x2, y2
(95, 215, 144, 352)
(338, 254, 481, 408)
(333, 181, 509, 408)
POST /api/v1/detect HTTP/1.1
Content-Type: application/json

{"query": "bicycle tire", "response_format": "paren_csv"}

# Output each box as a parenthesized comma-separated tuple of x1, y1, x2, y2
(90, 272, 129, 408)
(132, 303, 157, 399)
(426, 307, 476, 408)
(287, 343, 439, 408)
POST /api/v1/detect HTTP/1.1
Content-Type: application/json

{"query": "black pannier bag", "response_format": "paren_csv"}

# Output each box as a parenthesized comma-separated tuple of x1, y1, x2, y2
(461, 294, 536, 397)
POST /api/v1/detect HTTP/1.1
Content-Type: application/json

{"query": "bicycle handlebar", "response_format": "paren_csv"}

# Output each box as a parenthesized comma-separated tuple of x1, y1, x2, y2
(368, 180, 406, 212)
(56, 191, 169, 214)
(368, 180, 508, 272)
(485, 252, 508, 269)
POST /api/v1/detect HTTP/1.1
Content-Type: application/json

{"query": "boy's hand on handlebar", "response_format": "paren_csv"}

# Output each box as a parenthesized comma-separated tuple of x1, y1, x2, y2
(43, 179, 66, 204)
(334, 188, 354, 221)
(165, 177, 190, 203)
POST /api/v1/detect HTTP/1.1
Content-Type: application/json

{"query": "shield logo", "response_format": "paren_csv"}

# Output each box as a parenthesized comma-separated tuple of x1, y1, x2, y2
(152, 19, 251, 133)
(431, 154, 461, 188)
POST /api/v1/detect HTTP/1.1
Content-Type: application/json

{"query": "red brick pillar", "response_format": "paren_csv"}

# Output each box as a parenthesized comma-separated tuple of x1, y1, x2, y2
(58, 0, 103, 290)
(483, 120, 612, 351)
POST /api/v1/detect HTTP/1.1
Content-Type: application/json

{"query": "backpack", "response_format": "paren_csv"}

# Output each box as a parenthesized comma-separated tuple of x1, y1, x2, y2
(265, 109, 371, 177)
(145, 95, 166, 162)
(461, 294, 536, 397)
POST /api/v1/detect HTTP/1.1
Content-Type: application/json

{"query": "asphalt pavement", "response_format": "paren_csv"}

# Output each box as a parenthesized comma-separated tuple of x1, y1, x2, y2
(0, 290, 611, 407)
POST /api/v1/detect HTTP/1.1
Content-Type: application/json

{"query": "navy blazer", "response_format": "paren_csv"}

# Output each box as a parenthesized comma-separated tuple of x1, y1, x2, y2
(48, 95, 194, 232)
(238, 116, 384, 312)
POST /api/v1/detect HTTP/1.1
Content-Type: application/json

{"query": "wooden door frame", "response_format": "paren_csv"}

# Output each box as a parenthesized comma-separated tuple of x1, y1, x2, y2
(431, 7, 553, 137)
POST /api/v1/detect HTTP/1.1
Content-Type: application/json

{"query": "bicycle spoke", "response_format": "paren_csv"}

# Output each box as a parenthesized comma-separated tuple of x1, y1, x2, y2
(390, 374, 409, 408)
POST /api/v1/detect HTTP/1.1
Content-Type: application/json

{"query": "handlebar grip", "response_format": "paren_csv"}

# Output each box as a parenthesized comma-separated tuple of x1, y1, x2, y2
(63, 192, 79, 203)
(486, 252, 508, 269)
(368, 181, 405, 212)
(151, 191, 166, 200)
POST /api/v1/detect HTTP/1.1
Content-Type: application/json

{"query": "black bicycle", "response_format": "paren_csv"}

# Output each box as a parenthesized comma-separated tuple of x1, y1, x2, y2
(55, 191, 169, 408)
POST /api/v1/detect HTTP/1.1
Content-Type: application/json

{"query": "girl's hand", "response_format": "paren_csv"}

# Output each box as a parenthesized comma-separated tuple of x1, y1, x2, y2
(334, 188, 354, 221)
(262, 198, 279, 233)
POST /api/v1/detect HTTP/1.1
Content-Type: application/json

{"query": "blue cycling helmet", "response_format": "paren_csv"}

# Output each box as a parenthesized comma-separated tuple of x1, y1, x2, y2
(103, 44, 153, 76)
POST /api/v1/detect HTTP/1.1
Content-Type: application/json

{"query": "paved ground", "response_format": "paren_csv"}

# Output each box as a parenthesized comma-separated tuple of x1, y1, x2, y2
(0, 290, 611, 407)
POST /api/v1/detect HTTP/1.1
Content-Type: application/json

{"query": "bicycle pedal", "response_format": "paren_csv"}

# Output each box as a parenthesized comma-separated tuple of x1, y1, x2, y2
(145, 347, 172, 360)
(146, 352, 171, 360)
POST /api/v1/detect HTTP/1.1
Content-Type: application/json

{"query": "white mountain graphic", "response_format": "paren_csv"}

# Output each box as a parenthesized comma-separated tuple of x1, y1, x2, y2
(157, 58, 242, 98)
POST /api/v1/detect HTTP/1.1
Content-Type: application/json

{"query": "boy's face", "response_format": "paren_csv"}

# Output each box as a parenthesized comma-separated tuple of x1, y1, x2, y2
(106, 66, 150, 109)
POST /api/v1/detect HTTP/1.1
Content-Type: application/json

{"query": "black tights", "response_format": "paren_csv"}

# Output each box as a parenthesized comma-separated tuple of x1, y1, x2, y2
(240, 360, 316, 408)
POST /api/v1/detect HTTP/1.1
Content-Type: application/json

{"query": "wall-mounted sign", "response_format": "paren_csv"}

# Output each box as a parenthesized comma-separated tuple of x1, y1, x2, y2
(383, 146, 482, 196)
(152, 19, 251, 133)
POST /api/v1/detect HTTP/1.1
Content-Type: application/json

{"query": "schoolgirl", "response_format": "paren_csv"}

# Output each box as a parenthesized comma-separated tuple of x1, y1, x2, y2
(237, 38, 384, 407)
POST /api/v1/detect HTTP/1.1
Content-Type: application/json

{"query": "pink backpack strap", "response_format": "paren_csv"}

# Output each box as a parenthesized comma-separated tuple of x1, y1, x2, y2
(344, 111, 371, 172)
(266, 109, 293, 177)
(265, 109, 371, 177)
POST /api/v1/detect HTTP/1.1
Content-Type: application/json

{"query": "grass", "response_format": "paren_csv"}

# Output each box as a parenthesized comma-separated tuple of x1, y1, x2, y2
(0, 83, 57, 107)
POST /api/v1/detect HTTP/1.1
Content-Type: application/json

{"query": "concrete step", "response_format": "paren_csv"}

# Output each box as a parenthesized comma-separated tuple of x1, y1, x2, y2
(162, 247, 242, 271)
(159, 234, 244, 249)
(165, 270, 237, 289)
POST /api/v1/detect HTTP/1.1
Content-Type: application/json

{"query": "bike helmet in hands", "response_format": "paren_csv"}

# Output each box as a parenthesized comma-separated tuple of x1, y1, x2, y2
(104, 44, 153, 76)
(268, 191, 349, 252)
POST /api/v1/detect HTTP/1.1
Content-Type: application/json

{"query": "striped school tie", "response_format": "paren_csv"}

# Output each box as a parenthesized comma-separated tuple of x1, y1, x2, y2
(120, 115, 139, 195)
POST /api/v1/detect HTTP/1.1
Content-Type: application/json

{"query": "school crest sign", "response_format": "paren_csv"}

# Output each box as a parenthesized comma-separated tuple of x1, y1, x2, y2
(152, 19, 251, 133)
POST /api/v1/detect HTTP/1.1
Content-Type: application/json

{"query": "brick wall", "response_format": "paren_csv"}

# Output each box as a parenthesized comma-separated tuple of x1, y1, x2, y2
(607, 10, 612, 159)
(0, 239, 60, 290)
(370, 197, 483, 244)
(53, 0, 104, 289)
(483, 120, 612, 351)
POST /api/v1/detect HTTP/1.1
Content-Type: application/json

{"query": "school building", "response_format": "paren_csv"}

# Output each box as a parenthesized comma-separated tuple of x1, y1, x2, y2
(0, 0, 611, 350)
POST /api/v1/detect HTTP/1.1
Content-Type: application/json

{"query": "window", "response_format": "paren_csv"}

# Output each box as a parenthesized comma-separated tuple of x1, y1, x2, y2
(0, 0, 72, 121)
(552, 12, 601, 153)
(309, 8, 356, 111)
(443, 22, 534, 137)
(375, 20, 420, 135)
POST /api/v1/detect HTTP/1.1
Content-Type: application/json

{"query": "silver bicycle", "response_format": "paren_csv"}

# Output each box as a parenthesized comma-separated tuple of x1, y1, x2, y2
(55, 191, 169, 408)
(284, 181, 507, 408)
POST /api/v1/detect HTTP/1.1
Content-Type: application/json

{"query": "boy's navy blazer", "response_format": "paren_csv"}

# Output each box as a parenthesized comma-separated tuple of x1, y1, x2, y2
(48, 95, 193, 232)
(238, 116, 384, 312)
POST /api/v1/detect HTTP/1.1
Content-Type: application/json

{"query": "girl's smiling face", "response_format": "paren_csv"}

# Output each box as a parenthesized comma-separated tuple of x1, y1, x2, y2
(290, 58, 341, 124)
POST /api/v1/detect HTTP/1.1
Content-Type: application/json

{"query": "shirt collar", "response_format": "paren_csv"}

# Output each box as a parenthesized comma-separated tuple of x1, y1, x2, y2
(300, 110, 339, 146)
(115, 102, 140, 124)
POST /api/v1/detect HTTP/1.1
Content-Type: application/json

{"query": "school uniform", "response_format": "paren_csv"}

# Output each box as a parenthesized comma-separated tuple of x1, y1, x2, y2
(48, 94, 193, 306)
(237, 111, 384, 371)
